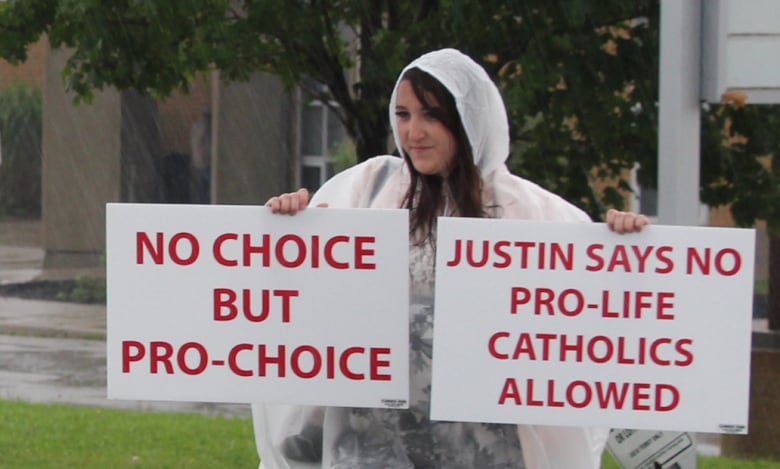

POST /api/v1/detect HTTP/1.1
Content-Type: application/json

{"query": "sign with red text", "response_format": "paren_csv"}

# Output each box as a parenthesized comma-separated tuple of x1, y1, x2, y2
(430, 218, 754, 434)
(106, 203, 410, 408)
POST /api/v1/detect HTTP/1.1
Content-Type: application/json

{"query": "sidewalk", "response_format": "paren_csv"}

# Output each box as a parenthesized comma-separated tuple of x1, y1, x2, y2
(0, 224, 106, 340)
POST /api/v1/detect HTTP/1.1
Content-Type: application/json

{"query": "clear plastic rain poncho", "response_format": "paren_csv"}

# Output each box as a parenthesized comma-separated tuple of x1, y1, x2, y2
(251, 48, 607, 469)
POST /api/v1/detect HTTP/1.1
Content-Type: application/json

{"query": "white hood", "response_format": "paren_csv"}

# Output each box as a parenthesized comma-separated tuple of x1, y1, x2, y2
(388, 48, 510, 177)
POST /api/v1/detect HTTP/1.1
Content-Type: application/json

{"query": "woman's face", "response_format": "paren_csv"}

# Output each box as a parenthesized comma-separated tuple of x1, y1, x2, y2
(395, 79, 457, 176)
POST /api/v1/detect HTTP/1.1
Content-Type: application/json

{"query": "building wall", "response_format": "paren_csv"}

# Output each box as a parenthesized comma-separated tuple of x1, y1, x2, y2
(213, 72, 293, 205)
(41, 46, 121, 265)
(158, 73, 212, 156)
(0, 39, 45, 89)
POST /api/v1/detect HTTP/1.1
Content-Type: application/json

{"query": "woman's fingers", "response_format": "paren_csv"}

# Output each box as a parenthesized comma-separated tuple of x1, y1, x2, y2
(606, 209, 651, 234)
(265, 188, 310, 214)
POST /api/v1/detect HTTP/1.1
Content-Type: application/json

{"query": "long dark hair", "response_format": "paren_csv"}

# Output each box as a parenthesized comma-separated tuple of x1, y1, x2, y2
(399, 68, 485, 243)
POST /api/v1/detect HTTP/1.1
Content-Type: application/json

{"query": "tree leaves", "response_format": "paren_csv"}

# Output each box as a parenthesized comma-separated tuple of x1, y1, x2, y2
(2, 0, 780, 230)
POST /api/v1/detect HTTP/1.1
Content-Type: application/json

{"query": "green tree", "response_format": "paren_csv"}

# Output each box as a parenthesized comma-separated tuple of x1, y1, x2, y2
(2, 0, 779, 327)
(0, 0, 662, 215)
(491, 1, 660, 217)
(0, 0, 480, 159)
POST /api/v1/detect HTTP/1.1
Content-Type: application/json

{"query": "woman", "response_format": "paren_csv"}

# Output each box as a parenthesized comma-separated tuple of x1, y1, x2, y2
(254, 48, 648, 469)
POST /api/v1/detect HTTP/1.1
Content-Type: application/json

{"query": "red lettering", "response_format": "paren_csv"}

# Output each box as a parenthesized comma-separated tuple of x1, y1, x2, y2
(213, 288, 238, 321)
(560, 334, 584, 362)
(547, 379, 565, 407)
(630, 245, 653, 272)
(168, 232, 199, 265)
(587, 336, 614, 364)
(632, 382, 652, 410)
(674, 338, 694, 366)
(150, 341, 175, 374)
(354, 236, 376, 269)
(656, 246, 674, 273)
(558, 288, 584, 316)
(213, 288, 298, 323)
(595, 382, 631, 409)
(655, 384, 680, 411)
(497, 379, 681, 411)
(136, 232, 163, 264)
(566, 380, 592, 408)
(276, 235, 307, 268)
(339, 347, 365, 380)
(493, 241, 512, 268)
(177, 342, 208, 375)
(510, 287, 531, 314)
(135, 232, 199, 265)
(511, 333, 536, 360)
(213, 233, 239, 266)
(122, 340, 145, 372)
(258, 344, 286, 377)
(324, 235, 350, 269)
(498, 378, 522, 405)
(243, 233, 271, 267)
(370, 347, 392, 381)
(228, 343, 253, 377)
(616, 337, 638, 365)
(715, 248, 741, 276)
(466, 240, 490, 267)
(585, 243, 605, 271)
(535, 288, 555, 315)
(550, 243, 574, 270)
(488, 332, 511, 359)
(291, 345, 322, 378)
(650, 338, 672, 366)
(526, 377, 544, 406)
(607, 245, 631, 272)
(657, 292, 675, 319)
(635, 290, 653, 318)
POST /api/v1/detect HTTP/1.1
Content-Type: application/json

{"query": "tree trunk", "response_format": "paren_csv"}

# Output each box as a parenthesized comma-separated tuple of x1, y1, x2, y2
(769, 233, 780, 330)
(355, 126, 391, 162)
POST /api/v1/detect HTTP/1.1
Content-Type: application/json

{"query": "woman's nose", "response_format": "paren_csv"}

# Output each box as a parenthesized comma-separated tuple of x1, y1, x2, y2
(408, 117, 425, 140)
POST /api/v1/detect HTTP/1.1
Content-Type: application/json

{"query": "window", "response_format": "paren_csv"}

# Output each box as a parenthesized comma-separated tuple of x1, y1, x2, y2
(298, 88, 348, 192)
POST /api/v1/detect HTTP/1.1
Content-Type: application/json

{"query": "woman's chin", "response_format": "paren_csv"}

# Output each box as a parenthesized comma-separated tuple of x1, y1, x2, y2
(411, 162, 443, 176)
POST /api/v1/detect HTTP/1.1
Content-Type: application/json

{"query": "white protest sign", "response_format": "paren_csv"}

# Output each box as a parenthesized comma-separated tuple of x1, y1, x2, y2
(430, 218, 754, 434)
(106, 203, 410, 408)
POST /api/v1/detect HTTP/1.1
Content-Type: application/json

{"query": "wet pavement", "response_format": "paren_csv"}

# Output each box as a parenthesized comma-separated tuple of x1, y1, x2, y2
(0, 333, 249, 417)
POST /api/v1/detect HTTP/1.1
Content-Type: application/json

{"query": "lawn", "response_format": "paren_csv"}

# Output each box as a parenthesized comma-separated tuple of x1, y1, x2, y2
(1, 399, 779, 468)
(0, 400, 257, 468)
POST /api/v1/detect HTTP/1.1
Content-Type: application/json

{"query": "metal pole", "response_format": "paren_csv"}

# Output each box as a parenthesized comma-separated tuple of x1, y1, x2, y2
(658, 0, 702, 226)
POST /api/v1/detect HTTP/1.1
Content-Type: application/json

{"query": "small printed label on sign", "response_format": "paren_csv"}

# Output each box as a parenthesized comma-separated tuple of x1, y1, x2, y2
(381, 399, 407, 408)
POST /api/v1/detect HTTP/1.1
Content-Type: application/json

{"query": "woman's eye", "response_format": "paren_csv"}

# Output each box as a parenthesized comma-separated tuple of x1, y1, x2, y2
(422, 111, 437, 121)
(395, 111, 410, 119)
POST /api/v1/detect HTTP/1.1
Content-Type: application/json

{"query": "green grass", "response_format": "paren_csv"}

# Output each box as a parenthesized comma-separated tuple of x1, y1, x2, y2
(2, 399, 780, 468)
(0, 400, 257, 468)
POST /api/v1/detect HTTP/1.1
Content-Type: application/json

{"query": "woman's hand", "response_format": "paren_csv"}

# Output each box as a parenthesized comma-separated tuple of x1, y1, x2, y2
(606, 209, 651, 234)
(265, 188, 310, 214)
